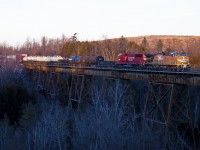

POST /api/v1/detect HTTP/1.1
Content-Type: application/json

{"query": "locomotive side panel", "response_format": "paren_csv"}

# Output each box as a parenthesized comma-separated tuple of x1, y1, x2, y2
(117, 53, 146, 65)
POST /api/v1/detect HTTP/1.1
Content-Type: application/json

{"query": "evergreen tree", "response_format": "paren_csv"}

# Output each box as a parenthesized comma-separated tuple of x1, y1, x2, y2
(20, 101, 36, 130)
(141, 37, 149, 52)
(156, 39, 163, 52)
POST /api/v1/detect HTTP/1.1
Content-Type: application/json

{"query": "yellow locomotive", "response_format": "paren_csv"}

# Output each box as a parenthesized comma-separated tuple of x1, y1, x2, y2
(152, 52, 190, 69)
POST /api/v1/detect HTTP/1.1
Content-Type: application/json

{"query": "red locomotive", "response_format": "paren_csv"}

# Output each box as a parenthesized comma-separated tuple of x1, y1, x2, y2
(117, 52, 147, 65)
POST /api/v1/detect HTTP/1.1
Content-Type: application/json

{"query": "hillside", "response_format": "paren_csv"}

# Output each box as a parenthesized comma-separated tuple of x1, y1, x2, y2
(126, 35, 200, 55)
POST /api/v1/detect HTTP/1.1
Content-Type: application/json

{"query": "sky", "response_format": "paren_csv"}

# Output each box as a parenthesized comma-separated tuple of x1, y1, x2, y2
(0, 0, 200, 46)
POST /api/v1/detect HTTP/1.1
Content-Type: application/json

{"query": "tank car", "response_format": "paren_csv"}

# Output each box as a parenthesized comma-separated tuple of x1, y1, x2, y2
(80, 56, 104, 66)
(23, 55, 63, 62)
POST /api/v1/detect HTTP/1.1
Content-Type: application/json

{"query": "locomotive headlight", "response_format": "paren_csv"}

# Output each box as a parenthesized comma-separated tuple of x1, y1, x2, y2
(177, 59, 188, 62)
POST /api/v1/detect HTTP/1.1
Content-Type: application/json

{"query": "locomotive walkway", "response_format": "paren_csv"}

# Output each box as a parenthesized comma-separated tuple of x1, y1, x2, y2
(24, 62, 200, 86)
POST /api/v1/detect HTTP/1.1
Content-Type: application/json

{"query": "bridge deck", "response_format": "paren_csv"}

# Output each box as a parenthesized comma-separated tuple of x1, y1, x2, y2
(24, 63, 200, 86)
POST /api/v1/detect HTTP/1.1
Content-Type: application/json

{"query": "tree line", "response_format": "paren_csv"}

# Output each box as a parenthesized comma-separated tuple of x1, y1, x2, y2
(1, 34, 200, 65)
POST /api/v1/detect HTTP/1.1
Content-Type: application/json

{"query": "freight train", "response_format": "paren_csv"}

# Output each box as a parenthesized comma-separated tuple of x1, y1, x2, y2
(22, 51, 190, 71)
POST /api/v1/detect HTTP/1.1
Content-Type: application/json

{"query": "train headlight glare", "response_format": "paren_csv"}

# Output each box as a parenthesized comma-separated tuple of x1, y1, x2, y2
(177, 59, 188, 63)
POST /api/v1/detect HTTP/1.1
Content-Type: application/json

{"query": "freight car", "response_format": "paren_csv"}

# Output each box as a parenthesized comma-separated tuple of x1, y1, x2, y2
(23, 55, 63, 62)
(6, 54, 27, 63)
(80, 56, 104, 66)
(66, 55, 104, 67)
(23, 55, 64, 66)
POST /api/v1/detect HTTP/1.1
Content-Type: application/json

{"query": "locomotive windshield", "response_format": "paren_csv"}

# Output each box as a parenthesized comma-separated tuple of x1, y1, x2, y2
(135, 54, 142, 58)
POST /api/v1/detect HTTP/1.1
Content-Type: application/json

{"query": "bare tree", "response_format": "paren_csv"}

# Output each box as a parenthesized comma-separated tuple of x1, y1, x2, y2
(101, 39, 116, 61)
(24, 101, 69, 150)
(72, 78, 132, 149)
(0, 115, 13, 150)
(41, 36, 48, 56)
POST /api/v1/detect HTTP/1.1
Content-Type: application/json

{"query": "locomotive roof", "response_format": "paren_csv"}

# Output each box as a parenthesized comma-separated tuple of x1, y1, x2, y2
(157, 51, 187, 56)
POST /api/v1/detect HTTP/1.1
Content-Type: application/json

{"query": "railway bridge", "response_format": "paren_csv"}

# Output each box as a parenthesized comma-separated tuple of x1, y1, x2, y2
(24, 62, 200, 149)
